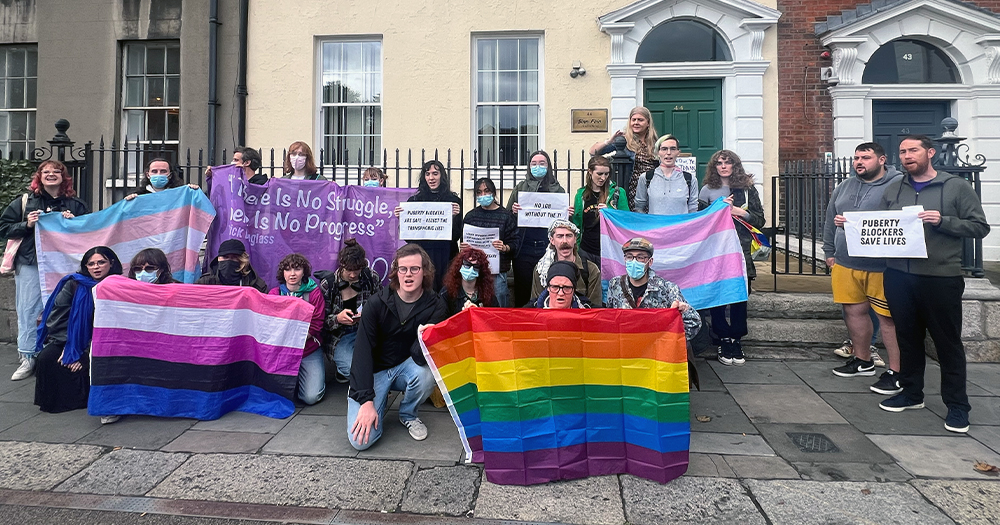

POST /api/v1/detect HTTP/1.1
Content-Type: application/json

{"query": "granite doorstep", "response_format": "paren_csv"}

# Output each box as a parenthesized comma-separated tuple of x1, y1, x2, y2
(911, 480, 1000, 525)
(621, 475, 766, 525)
(0, 441, 105, 491)
(400, 465, 481, 516)
(55, 448, 188, 496)
(475, 475, 624, 525)
(683, 453, 736, 478)
(792, 461, 912, 482)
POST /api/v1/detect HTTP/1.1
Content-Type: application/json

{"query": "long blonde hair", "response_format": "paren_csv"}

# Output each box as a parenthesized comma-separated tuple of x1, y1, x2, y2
(624, 107, 658, 157)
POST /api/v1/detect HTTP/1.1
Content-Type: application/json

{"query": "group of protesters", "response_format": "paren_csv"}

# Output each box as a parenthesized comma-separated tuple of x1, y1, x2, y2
(0, 106, 990, 447)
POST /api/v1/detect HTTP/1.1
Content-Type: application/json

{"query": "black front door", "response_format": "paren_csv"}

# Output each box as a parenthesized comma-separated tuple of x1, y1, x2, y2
(872, 100, 950, 166)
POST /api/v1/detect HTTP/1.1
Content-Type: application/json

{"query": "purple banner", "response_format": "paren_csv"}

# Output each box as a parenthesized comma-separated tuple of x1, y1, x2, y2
(206, 165, 415, 289)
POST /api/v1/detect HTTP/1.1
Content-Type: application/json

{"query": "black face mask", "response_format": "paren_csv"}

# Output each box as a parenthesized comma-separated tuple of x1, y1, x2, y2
(218, 260, 243, 285)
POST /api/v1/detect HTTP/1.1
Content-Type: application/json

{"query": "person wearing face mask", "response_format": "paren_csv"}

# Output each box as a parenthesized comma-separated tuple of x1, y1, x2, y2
(460, 178, 517, 306)
(283, 141, 324, 180)
(195, 239, 268, 292)
(124, 158, 200, 201)
(507, 150, 568, 308)
(440, 247, 498, 316)
(606, 238, 701, 340)
(126, 248, 180, 284)
(393, 160, 462, 292)
(269, 253, 327, 405)
(362, 167, 387, 187)
(317, 239, 383, 384)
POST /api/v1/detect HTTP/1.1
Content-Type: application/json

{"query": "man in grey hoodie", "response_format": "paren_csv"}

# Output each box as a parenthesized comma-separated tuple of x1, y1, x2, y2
(823, 142, 902, 394)
(877, 135, 990, 435)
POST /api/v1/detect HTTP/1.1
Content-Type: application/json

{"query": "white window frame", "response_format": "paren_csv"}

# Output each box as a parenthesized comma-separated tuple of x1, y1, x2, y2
(119, 40, 181, 176)
(0, 45, 37, 160)
(471, 33, 544, 168)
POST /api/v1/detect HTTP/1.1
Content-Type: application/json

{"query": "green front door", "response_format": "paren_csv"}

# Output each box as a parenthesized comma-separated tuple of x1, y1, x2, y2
(644, 79, 723, 182)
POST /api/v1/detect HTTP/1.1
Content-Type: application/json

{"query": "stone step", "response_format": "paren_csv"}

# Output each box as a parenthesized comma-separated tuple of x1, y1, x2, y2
(747, 293, 840, 319)
(745, 318, 846, 345)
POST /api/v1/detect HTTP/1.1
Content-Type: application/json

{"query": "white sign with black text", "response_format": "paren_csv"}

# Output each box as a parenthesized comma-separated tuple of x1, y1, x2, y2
(398, 202, 453, 241)
(517, 192, 569, 228)
(462, 225, 501, 274)
(844, 208, 927, 258)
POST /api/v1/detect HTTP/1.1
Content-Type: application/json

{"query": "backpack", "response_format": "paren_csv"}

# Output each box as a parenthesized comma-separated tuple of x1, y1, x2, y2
(644, 168, 693, 212)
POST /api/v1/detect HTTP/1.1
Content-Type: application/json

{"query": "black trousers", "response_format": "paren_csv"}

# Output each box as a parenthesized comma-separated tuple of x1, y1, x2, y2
(512, 240, 548, 307)
(709, 301, 748, 341)
(882, 268, 969, 412)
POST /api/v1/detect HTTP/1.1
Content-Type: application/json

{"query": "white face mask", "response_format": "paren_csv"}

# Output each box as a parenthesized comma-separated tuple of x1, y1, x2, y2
(135, 270, 158, 283)
(290, 155, 306, 171)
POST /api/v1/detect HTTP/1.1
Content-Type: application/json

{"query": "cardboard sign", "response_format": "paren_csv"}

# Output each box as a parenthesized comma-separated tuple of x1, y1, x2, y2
(676, 156, 697, 175)
(399, 202, 453, 241)
(844, 209, 927, 258)
(463, 225, 501, 274)
(517, 192, 569, 228)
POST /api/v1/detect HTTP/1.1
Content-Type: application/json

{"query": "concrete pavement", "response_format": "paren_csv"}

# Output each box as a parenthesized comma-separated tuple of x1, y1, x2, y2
(2, 344, 999, 525)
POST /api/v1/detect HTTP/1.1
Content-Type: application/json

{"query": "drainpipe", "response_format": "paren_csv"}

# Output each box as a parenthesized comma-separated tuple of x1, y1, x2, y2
(207, 0, 220, 165)
(236, 0, 249, 147)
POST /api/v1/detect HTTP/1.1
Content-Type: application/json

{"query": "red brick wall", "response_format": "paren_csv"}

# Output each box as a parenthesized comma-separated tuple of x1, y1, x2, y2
(776, 0, 1000, 163)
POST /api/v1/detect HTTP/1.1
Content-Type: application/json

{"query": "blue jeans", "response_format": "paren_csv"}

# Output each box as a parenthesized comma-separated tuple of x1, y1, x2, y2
(333, 330, 357, 378)
(14, 264, 43, 359)
(346, 357, 435, 450)
(297, 350, 326, 405)
(494, 271, 510, 307)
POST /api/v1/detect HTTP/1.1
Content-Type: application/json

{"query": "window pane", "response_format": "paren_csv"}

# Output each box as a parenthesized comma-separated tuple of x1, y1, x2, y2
(166, 77, 180, 106)
(0, 113, 8, 142)
(26, 48, 37, 77)
(477, 71, 495, 103)
(635, 20, 732, 63)
(320, 41, 381, 164)
(9, 142, 25, 160)
(7, 49, 24, 77)
(8, 79, 23, 109)
(520, 105, 538, 135)
(344, 42, 362, 71)
(167, 110, 179, 141)
(477, 106, 496, 136)
(10, 111, 26, 140)
(519, 39, 538, 70)
(166, 46, 180, 74)
(125, 77, 142, 107)
(0, 52, 6, 81)
(498, 106, 517, 135)
(363, 41, 379, 72)
(25, 78, 35, 108)
(147, 110, 166, 141)
(27, 110, 33, 140)
(478, 39, 496, 71)
(126, 109, 145, 141)
(520, 71, 537, 102)
(498, 71, 517, 102)
(127, 45, 145, 75)
(498, 135, 518, 165)
(147, 77, 164, 106)
(147, 47, 165, 74)
(0, 79, 6, 109)
(498, 39, 517, 70)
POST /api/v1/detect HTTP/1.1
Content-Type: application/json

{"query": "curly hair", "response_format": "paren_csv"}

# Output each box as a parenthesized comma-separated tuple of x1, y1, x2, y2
(276, 253, 312, 284)
(30, 160, 76, 197)
(442, 247, 495, 306)
(624, 106, 658, 157)
(703, 149, 754, 190)
(338, 238, 367, 271)
(389, 243, 434, 292)
(127, 248, 175, 284)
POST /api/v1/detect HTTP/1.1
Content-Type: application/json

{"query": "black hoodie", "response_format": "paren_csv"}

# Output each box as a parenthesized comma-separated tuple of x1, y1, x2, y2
(195, 257, 268, 292)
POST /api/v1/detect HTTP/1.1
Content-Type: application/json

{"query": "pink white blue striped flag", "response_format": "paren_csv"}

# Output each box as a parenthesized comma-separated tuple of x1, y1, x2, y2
(34, 187, 216, 301)
(599, 198, 748, 310)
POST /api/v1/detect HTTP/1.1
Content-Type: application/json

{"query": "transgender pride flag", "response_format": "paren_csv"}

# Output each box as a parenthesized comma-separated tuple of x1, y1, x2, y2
(35, 187, 216, 301)
(599, 198, 748, 310)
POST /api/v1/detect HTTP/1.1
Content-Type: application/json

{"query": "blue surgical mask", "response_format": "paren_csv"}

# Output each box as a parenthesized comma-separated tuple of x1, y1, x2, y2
(476, 195, 494, 207)
(363, 180, 380, 187)
(460, 266, 479, 281)
(530, 165, 547, 178)
(625, 259, 647, 280)
(135, 270, 158, 283)
(150, 175, 169, 189)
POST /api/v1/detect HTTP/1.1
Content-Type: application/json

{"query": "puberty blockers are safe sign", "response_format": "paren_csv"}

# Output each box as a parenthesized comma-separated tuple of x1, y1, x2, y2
(844, 208, 927, 258)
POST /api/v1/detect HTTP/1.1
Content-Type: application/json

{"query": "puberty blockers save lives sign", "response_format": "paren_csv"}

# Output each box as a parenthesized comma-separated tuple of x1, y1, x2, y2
(844, 208, 927, 258)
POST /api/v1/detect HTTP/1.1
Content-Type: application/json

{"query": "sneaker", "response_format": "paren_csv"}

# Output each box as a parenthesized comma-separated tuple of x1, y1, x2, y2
(100, 416, 121, 425)
(334, 371, 350, 384)
(718, 340, 734, 366)
(879, 393, 925, 412)
(832, 356, 876, 377)
(729, 339, 746, 366)
(833, 340, 854, 358)
(870, 347, 886, 368)
(11, 356, 35, 381)
(870, 370, 902, 395)
(944, 407, 970, 433)
(401, 418, 428, 440)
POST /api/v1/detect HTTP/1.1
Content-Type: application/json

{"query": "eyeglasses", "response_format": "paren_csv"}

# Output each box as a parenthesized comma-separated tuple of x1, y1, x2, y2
(86, 259, 110, 268)
(397, 266, 422, 275)
(547, 284, 574, 295)
(624, 254, 650, 262)
(138, 265, 159, 272)
(462, 262, 477, 269)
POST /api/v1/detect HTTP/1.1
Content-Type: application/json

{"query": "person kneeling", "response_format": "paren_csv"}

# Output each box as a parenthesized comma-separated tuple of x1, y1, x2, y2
(347, 244, 447, 449)
(534, 260, 589, 309)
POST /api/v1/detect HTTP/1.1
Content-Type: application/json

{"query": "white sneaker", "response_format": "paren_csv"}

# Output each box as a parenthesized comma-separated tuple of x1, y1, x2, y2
(100, 416, 121, 425)
(11, 357, 35, 381)
(401, 418, 428, 440)
(833, 340, 853, 358)
(870, 347, 886, 368)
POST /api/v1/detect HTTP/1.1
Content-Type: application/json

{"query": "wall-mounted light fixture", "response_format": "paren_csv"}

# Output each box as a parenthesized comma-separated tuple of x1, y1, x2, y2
(570, 61, 586, 78)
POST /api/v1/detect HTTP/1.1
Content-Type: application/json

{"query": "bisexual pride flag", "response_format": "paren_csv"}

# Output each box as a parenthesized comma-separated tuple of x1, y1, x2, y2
(88, 276, 313, 420)
(420, 308, 690, 486)
(35, 186, 216, 301)
(599, 198, 748, 310)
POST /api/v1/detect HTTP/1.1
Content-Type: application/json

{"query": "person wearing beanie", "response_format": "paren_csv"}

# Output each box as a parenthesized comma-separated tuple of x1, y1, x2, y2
(195, 239, 268, 292)
(528, 219, 601, 307)
(534, 260, 588, 309)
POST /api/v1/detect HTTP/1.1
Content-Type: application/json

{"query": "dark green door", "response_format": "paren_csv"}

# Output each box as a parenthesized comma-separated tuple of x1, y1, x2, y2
(644, 79, 723, 182)
(872, 100, 950, 167)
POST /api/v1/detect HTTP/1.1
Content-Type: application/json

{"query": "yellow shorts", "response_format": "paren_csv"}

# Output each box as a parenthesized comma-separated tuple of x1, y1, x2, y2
(831, 265, 891, 317)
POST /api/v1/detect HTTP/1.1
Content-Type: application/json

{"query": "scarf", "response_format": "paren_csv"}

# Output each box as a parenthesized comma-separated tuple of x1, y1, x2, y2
(279, 277, 318, 300)
(36, 272, 99, 365)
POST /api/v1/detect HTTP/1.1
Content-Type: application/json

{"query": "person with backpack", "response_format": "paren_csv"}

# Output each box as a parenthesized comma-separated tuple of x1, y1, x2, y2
(634, 135, 699, 216)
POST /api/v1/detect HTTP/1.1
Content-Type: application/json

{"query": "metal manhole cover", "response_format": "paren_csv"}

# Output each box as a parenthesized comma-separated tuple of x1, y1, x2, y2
(786, 432, 840, 453)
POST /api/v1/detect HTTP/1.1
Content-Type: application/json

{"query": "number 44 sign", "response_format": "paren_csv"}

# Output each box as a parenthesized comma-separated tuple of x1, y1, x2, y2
(843, 207, 927, 258)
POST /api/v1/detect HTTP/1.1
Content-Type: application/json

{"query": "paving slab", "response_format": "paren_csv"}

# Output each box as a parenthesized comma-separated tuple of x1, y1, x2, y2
(912, 480, 1000, 525)
(390, 392, 451, 413)
(708, 361, 805, 385)
(76, 416, 195, 450)
(475, 475, 623, 525)
(747, 479, 954, 524)
(54, 449, 188, 496)
(723, 456, 799, 479)
(792, 461, 912, 482)
(683, 453, 736, 478)
(261, 414, 357, 457)
(969, 425, 1000, 454)
(191, 410, 294, 434)
(689, 432, 774, 456)
(691, 358, 726, 392)
(868, 434, 1000, 479)
(400, 465, 481, 516)
(689, 391, 757, 434)
(922, 363, 991, 397)
(160, 430, 272, 454)
(0, 372, 30, 397)
(147, 454, 412, 511)
(728, 384, 847, 424)
(0, 381, 35, 402)
(926, 395, 1000, 426)
(355, 410, 465, 463)
(0, 400, 40, 432)
(755, 423, 891, 464)
(0, 407, 103, 443)
(785, 361, 875, 393)
(821, 392, 951, 435)
(0, 441, 105, 490)
(966, 363, 1000, 395)
(298, 383, 349, 416)
(621, 475, 765, 525)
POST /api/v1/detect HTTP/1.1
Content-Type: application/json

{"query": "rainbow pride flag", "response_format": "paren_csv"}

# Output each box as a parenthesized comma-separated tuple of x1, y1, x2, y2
(88, 276, 313, 420)
(420, 308, 690, 485)
(599, 198, 748, 310)
(35, 186, 216, 301)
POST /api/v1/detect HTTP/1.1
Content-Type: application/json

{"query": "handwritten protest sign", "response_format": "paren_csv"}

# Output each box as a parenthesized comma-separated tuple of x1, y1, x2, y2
(518, 192, 569, 228)
(399, 202, 453, 241)
(463, 225, 500, 274)
(676, 157, 697, 174)
(844, 209, 927, 258)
